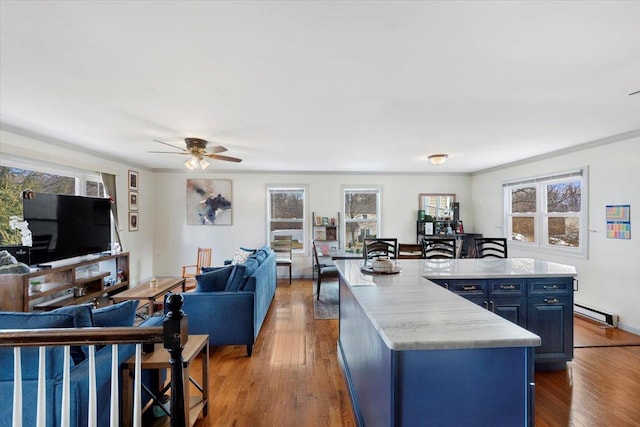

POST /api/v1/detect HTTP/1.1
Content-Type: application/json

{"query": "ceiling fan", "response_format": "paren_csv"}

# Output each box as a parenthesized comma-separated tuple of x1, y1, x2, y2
(149, 137, 242, 169)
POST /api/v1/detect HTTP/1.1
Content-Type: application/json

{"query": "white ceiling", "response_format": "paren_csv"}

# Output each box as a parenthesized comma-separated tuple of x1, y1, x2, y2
(1, 1, 639, 173)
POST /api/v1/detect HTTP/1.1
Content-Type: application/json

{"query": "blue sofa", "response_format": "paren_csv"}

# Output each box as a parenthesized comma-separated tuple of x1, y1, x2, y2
(0, 301, 162, 427)
(178, 246, 276, 356)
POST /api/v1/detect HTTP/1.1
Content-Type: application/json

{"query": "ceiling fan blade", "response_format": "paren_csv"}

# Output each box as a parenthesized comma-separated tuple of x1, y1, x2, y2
(207, 145, 228, 153)
(204, 153, 243, 163)
(147, 150, 190, 155)
(152, 139, 189, 152)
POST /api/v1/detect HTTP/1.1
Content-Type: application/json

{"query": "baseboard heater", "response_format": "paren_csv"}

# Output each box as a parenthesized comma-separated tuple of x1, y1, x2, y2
(574, 303, 618, 328)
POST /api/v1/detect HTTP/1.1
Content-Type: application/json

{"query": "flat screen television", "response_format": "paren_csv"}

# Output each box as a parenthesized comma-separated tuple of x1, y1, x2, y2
(23, 193, 112, 265)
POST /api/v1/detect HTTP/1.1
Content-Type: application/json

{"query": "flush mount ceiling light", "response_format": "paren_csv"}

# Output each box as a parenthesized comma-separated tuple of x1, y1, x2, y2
(428, 154, 448, 165)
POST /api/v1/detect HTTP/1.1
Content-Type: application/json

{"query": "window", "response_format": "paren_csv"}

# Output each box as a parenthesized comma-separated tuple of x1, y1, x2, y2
(504, 169, 587, 256)
(85, 177, 105, 197)
(343, 187, 381, 253)
(267, 186, 306, 253)
(0, 163, 104, 246)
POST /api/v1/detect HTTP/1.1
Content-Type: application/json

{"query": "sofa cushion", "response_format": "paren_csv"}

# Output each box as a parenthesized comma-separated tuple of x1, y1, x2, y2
(231, 247, 254, 265)
(0, 311, 75, 329)
(196, 266, 234, 292)
(51, 304, 94, 364)
(92, 300, 138, 327)
(51, 304, 94, 328)
(252, 250, 266, 265)
(241, 257, 260, 281)
(224, 264, 247, 292)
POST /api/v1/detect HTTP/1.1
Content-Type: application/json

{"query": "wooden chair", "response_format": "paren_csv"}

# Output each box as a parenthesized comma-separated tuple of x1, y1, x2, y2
(312, 241, 339, 300)
(272, 235, 293, 285)
(182, 247, 212, 288)
(422, 238, 457, 259)
(474, 237, 508, 258)
(398, 243, 425, 259)
(363, 238, 398, 262)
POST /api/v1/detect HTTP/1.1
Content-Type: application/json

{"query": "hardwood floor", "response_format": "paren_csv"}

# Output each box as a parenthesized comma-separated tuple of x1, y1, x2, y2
(535, 317, 640, 427)
(182, 279, 639, 427)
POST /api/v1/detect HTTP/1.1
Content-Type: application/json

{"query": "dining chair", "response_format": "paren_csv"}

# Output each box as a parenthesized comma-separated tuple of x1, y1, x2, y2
(474, 237, 508, 258)
(363, 238, 398, 262)
(272, 234, 293, 284)
(312, 241, 339, 300)
(422, 238, 457, 259)
(182, 247, 212, 288)
(397, 243, 425, 259)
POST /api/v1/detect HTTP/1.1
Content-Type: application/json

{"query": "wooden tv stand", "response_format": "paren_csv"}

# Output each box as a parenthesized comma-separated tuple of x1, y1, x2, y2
(0, 252, 130, 312)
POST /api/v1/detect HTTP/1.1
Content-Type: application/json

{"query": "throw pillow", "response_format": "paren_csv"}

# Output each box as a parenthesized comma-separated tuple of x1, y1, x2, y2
(241, 257, 259, 280)
(92, 300, 139, 327)
(51, 304, 94, 328)
(231, 247, 253, 265)
(224, 264, 247, 292)
(253, 249, 268, 265)
(0, 311, 75, 329)
(196, 266, 234, 292)
(51, 304, 94, 364)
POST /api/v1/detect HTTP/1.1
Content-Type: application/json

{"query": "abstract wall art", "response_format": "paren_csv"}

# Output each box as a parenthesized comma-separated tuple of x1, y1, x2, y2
(186, 179, 233, 225)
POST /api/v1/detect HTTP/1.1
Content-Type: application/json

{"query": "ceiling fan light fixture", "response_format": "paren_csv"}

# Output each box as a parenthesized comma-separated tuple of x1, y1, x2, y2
(185, 156, 199, 170)
(428, 154, 448, 165)
(199, 157, 210, 170)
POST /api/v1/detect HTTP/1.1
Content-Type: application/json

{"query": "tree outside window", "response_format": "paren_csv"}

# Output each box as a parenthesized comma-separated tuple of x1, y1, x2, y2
(267, 187, 306, 252)
(343, 188, 380, 253)
(0, 166, 75, 245)
(505, 170, 585, 255)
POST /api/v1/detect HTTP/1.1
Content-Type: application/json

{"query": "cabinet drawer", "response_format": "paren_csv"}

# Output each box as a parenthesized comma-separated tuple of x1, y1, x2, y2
(489, 280, 525, 296)
(528, 278, 573, 296)
(443, 280, 487, 297)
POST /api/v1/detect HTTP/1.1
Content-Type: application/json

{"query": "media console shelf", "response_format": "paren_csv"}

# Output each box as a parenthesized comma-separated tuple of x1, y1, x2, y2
(0, 252, 130, 312)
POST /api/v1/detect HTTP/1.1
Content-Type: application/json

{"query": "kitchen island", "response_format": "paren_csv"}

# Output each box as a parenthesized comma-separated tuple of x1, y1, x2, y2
(334, 258, 576, 427)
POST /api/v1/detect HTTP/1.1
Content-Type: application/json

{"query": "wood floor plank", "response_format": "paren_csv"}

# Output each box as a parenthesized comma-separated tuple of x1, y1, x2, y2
(183, 279, 639, 426)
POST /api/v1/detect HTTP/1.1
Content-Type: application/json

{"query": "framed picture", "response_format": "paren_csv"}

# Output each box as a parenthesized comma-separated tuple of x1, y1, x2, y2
(314, 228, 326, 240)
(315, 216, 323, 226)
(128, 191, 138, 211)
(186, 179, 233, 225)
(129, 212, 139, 231)
(128, 170, 139, 190)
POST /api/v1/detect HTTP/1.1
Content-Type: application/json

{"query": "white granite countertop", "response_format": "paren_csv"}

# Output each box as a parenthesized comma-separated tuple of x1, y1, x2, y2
(333, 258, 578, 351)
(420, 257, 577, 279)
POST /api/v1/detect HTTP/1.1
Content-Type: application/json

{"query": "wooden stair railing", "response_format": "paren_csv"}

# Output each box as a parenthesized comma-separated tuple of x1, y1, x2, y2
(0, 294, 189, 427)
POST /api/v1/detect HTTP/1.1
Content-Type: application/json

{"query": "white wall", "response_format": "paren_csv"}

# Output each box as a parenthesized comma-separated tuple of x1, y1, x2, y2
(6, 129, 637, 334)
(152, 172, 473, 278)
(471, 136, 640, 334)
(0, 130, 155, 284)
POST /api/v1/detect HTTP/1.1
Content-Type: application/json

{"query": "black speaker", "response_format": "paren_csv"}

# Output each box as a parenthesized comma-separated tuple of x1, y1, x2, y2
(1, 245, 31, 265)
(453, 202, 460, 221)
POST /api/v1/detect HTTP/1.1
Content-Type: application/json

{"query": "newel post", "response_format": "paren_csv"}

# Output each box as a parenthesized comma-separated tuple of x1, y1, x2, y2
(163, 293, 188, 427)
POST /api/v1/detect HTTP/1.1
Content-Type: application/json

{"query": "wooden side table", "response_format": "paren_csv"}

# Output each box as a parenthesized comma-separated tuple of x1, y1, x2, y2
(112, 276, 185, 316)
(121, 334, 209, 427)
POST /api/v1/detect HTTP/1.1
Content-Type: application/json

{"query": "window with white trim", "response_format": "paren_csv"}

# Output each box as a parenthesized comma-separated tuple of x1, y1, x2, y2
(504, 169, 587, 256)
(342, 187, 381, 253)
(0, 163, 105, 246)
(267, 186, 306, 253)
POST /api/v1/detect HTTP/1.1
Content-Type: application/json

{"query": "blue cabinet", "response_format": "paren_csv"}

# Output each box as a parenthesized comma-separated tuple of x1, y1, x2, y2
(431, 277, 572, 369)
(527, 278, 574, 370)
(490, 279, 527, 327)
(338, 276, 536, 427)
